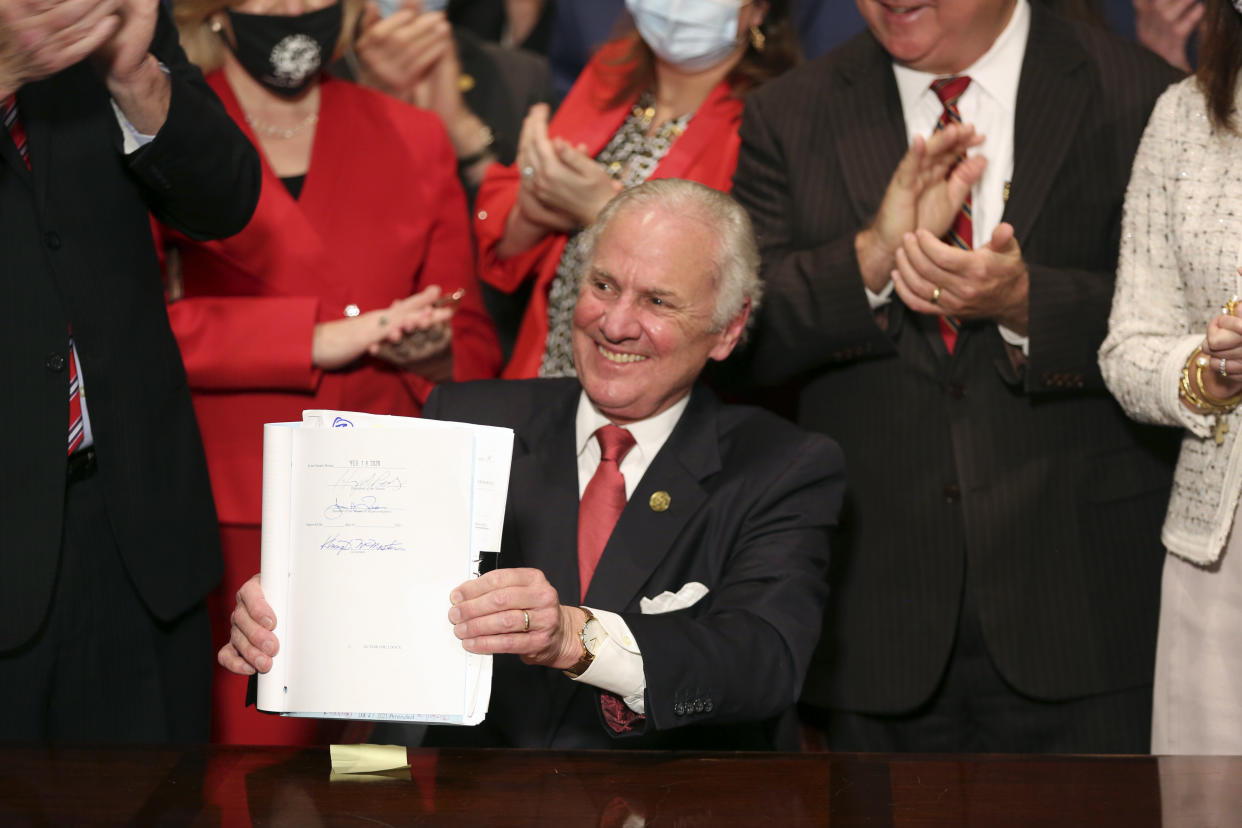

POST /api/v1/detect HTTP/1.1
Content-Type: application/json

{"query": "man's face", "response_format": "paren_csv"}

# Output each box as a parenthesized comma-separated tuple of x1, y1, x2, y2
(855, 0, 1017, 74)
(572, 205, 747, 425)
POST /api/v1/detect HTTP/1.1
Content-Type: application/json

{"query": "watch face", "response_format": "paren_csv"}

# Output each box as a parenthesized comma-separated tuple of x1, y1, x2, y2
(581, 618, 604, 655)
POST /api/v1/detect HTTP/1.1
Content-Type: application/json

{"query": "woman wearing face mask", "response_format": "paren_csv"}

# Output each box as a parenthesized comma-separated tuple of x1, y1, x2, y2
(165, 0, 501, 745)
(474, 0, 798, 379)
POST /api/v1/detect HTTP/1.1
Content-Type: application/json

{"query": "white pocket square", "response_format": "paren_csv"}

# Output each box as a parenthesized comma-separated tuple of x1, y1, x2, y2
(640, 581, 709, 614)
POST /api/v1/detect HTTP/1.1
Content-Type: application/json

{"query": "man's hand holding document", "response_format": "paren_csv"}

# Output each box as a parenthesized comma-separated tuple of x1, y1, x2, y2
(223, 409, 512, 725)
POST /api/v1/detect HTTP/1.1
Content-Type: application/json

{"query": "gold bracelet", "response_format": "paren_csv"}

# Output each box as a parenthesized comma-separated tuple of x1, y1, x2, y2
(1194, 353, 1242, 411)
(1181, 360, 1212, 412)
(1181, 350, 1226, 414)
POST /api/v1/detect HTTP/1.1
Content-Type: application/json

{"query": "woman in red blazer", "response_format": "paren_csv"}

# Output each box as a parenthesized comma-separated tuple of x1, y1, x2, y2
(164, 0, 500, 745)
(475, 0, 799, 379)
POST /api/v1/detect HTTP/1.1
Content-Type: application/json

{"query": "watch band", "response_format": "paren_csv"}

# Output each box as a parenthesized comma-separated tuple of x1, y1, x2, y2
(562, 607, 597, 678)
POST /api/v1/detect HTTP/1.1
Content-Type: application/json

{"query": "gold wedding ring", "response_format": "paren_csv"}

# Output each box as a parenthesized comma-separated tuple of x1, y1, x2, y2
(522, 610, 530, 633)
(931, 286, 942, 304)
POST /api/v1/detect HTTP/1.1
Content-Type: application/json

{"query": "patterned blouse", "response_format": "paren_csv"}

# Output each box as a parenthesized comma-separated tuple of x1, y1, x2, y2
(538, 92, 693, 377)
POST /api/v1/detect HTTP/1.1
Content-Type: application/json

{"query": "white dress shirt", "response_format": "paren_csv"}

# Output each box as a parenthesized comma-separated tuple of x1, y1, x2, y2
(867, 0, 1031, 353)
(566, 390, 690, 714)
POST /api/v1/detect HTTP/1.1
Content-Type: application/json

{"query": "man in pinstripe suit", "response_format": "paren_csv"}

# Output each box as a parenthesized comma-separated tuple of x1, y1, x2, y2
(729, 0, 1180, 752)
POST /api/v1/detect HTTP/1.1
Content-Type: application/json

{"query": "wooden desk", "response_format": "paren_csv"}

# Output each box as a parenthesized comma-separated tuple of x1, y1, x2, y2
(0, 746, 1235, 826)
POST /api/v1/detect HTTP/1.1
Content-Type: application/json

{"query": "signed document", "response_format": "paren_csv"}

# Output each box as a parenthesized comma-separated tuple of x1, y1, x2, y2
(257, 410, 513, 725)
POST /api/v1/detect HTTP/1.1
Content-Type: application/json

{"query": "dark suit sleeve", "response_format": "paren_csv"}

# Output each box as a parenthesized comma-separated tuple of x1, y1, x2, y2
(618, 435, 844, 734)
(730, 86, 895, 388)
(422, 385, 446, 420)
(1014, 45, 1180, 396)
(1021, 261, 1116, 394)
(125, 7, 260, 241)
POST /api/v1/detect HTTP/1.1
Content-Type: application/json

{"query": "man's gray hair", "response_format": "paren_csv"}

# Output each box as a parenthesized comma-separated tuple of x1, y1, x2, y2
(577, 179, 762, 335)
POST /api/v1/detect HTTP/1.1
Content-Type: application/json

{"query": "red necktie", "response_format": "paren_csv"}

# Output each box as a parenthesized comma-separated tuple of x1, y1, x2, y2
(931, 76, 972, 353)
(577, 425, 636, 601)
(2, 94, 30, 168)
(67, 339, 84, 456)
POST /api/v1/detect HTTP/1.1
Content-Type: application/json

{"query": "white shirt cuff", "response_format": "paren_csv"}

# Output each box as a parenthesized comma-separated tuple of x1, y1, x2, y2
(110, 99, 157, 155)
(571, 607, 646, 714)
(997, 323, 1030, 356)
(865, 281, 894, 310)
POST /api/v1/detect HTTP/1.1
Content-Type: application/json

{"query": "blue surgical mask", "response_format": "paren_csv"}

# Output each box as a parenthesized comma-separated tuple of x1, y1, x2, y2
(376, 0, 447, 17)
(626, 0, 744, 73)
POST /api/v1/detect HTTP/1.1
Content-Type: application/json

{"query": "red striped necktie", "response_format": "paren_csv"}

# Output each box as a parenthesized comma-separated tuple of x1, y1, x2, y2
(67, 340, 84, 455)
(931, 76, 972, 354)
(578, 425, 636, 601)
(2, 94, 30, 168)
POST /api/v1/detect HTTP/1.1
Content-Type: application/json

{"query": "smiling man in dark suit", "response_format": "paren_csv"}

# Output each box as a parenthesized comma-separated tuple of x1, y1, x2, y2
(729, 0, 1180, 752)
(222, 179, 844, 750)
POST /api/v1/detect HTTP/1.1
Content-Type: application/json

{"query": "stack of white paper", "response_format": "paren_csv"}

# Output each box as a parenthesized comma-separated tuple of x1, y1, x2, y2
(257, 409, 513, 725)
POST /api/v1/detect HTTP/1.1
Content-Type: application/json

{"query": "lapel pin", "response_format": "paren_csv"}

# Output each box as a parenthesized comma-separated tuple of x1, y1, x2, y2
(649, 491, 671, 512)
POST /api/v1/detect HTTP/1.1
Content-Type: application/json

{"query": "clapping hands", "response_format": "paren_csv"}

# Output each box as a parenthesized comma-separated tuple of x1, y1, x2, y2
(857, 122, 985, 291)
(312, 284, 455, 377)
(516, 103, 621, 229)
(497, 103, 619, 257)
(1, 0, 166, 130)
(355, 2, 455, 106)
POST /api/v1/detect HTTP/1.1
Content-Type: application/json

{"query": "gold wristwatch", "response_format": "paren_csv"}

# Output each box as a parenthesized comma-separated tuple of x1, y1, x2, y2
(563, 607, 603, 678)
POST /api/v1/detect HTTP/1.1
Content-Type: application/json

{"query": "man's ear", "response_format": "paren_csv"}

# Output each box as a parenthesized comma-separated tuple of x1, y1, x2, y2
(708, 297, 751, 362)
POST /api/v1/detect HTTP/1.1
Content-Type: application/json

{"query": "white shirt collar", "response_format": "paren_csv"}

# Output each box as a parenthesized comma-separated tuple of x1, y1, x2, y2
(575, 390, 690, 466)
(892, 0, 1029, 115)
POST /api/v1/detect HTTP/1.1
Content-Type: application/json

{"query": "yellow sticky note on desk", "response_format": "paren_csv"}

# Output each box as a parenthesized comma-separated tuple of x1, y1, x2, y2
(330, 744, 410, 775)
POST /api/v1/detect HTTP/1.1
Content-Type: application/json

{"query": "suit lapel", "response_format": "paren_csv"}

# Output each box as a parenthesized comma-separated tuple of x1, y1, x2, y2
(549, 82, 632, 158)
(648, 80, 742, 181)
(1003, 5, 1091, 242)
(0, 125, 32, 190)
(8, 80, 59, 204)
(833, 38, 908, 234)
(584, 386, 720, 611)
(509, 382, 581, 603)
(203, 72, 345, 300)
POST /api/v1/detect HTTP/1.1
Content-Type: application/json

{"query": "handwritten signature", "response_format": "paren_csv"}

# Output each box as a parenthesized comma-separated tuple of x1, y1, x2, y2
(324, 495, 392, 520)
(332, 468, 403, 492)
(319, 534, 406, 554)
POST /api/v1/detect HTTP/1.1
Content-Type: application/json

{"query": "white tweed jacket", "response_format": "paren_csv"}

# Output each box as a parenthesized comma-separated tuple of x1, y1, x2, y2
(1100, 77, 1242, 565)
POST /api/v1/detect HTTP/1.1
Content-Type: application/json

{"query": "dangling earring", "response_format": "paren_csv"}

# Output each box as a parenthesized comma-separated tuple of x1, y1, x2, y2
(749, 24, 766, 53)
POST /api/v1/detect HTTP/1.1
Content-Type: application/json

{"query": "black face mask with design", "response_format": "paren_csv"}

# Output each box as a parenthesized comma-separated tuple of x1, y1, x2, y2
(222, 4, 343, 98)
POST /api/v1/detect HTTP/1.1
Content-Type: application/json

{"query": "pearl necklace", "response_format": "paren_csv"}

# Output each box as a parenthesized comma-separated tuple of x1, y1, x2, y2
(244, 110, 319, 139)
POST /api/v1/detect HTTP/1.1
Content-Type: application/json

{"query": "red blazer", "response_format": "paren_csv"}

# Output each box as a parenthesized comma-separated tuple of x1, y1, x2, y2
(474, 41, 744, 379)
(163, 72, 501, 526)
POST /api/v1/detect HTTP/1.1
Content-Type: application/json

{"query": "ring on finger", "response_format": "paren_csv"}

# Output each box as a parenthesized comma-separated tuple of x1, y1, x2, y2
(521, 165, 534, 180)
(931, 286, 941, 304)
(522, 610, 530, 633)
(1221, 357, 1230, 378)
